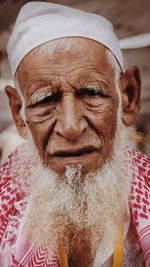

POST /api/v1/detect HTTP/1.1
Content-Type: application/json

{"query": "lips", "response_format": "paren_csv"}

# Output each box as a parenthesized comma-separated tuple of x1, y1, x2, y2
(50, 146, 98, 158)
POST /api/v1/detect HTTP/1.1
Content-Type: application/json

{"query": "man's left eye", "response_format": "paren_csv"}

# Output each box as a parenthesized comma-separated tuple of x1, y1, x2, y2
(86, 88, 100, 96)
(77, 87, 105, 98)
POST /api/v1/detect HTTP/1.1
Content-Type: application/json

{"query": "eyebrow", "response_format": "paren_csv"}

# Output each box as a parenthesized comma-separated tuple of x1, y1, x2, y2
(25, 79, 56, 96)
(77, 80, 109, 92)
(28, 90, 53, 106)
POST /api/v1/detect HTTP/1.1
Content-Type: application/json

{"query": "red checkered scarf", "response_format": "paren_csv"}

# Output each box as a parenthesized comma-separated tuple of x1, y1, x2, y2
(0, 145, 150, 266)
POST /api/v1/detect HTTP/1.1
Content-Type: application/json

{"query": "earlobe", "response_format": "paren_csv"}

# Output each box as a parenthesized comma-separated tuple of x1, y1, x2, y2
(5, 85, 28, 138)
(120, 66, 141, 126)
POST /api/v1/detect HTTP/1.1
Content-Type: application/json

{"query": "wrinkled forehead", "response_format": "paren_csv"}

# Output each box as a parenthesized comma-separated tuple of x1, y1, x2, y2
(17, 37, 115, 81)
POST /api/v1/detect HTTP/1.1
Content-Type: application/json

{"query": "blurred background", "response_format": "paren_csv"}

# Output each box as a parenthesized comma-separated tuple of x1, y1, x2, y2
(0, 0, 150, 164)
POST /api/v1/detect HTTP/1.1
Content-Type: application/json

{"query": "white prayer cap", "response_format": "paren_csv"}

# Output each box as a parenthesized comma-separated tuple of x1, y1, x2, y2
(7, 1, 123, 77)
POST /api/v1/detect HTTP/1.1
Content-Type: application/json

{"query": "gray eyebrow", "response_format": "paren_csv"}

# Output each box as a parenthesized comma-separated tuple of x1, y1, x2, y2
(30, 91, 53, 105)
(77, 82, 109, 92)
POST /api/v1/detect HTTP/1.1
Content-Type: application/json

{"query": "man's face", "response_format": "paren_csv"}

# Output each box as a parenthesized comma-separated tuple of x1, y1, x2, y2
(17, 38, 119, 174)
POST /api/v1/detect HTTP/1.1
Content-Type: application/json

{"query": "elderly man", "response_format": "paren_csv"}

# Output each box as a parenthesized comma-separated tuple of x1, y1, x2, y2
(0, 2, 149, 267)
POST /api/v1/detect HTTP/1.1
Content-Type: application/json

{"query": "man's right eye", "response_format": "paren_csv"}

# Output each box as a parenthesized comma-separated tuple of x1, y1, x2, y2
(36, 95, 54, 105)
(29, 92, 62, 107)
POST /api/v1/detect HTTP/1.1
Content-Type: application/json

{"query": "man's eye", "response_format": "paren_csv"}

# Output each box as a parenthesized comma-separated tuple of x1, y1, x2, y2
(30, 92, 61, 107)
(77, 87, 105, 98)
(37, 95, 53, 105)
(86, 88, 100, 96)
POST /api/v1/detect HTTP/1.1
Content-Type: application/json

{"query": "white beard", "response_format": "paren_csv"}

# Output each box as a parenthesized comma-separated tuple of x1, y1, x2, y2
(15, 118, 135, 258)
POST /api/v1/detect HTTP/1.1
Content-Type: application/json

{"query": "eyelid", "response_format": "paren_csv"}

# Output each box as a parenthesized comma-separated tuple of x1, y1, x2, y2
(29, 91, 52, 105)
(79, 84, 107, 95)
(83, 84, 98, 91)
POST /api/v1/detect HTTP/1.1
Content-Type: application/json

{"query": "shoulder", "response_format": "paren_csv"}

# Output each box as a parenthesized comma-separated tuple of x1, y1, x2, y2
(128, 148, 150, 228)
(127, 147, 150, 184)
(0, 148, 23, 245)
(127, 150, 150, 264)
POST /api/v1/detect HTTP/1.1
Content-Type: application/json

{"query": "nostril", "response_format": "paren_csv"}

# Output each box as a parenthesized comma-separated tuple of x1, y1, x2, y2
(55, 119, 88, 141)
(62, 125, 81, 141)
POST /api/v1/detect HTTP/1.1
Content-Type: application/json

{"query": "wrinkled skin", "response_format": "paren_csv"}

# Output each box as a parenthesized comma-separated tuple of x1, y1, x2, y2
(6, 38, 141, 175)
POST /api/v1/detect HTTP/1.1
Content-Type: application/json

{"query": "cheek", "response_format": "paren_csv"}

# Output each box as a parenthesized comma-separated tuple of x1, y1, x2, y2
(94, 115, 117, 145)
(25, 109, 56, 156)
(86, 98, 118, 139)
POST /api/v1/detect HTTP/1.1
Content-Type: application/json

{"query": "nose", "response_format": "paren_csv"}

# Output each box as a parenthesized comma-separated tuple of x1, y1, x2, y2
(55, 94, 87, 141)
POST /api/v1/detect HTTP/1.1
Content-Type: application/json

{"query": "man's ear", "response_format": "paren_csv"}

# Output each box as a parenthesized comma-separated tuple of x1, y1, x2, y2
(119, 65, 141, 126)
(5, 85, 27, 138)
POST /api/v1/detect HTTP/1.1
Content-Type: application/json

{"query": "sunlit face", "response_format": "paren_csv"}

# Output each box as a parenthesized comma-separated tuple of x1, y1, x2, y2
(17, 38, 119, 174)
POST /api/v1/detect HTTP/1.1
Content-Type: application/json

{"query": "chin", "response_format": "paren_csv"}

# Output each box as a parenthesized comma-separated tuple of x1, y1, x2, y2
(45, 155, 106, 176)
